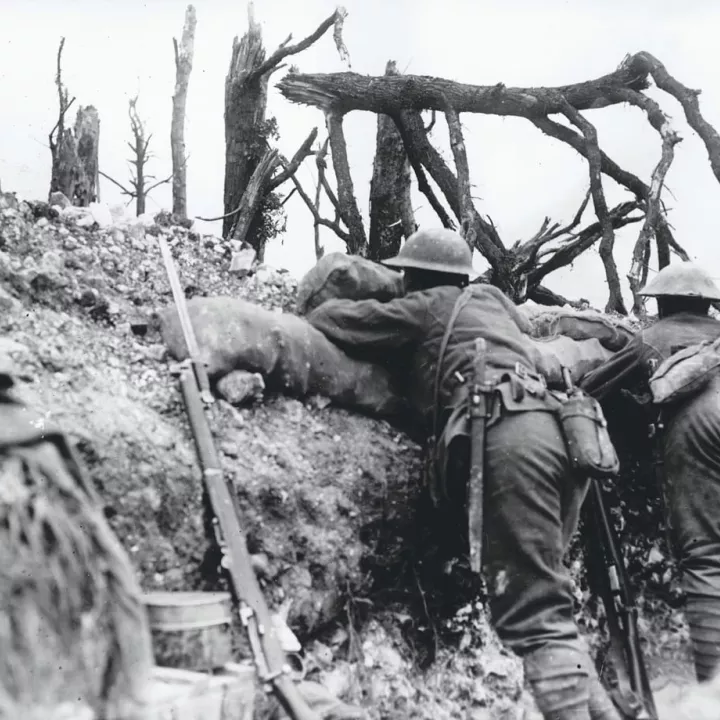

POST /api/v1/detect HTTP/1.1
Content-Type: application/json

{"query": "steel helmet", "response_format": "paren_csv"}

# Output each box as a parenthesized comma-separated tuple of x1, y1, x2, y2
(382, 228, 476, 276)
(639, 262, 720, 301)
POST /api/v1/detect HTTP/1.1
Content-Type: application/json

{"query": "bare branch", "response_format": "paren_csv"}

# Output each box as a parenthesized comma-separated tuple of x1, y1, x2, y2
(325, 110, 366, 253)
(444, 101, 476, 247)
(635, 52, 720, 186)
(268, 127, 318, 191)
(280, 187, 297, 207)
(605, 88, 683, 315)
(530, 201, 643, 284)
(145, 173, 175, 194)
(99, 170, 135, 197)
(251, 8, 347, 80)
(288, 169, 350, 243)
(392, 112, 455, 230)
(559, 99, 626, 314)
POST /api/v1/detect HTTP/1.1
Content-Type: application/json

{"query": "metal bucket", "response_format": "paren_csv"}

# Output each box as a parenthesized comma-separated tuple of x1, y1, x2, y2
(143, 592, 234, 672)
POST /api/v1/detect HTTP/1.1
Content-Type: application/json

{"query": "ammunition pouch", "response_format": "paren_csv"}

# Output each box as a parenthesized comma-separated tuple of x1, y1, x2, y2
(558, 389, 619, 479)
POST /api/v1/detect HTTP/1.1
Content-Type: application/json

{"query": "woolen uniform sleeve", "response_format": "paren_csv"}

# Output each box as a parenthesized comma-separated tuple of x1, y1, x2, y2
(578, 334, 645, 400)
(307, 294, 429, 353)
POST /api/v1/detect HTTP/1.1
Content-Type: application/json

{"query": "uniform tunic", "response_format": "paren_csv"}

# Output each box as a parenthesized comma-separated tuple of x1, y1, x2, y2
(581, 311, 720, 681)
(308, 284, 601, 698)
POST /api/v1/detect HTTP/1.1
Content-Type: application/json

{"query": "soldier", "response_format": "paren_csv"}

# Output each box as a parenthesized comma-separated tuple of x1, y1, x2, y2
(581, 262, 720, 684)
(307, 228, 620, 720)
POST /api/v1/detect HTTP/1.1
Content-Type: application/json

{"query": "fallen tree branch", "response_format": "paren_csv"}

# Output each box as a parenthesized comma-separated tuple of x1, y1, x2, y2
(636, 52, 720, 186)
(396, 110, 504, 262)
(288, 167, 350, 243)
(325, 110, 366, 253)
(230, 148, 282, 243)
(529, 112, 690, 268)
(277, 54, 651, 116)
(392, 112, 455, 229)
(268, 126, 318, 190)
(560, 98, 626, 314)
(250, 7, 347, 80)
(444, 101, 476, 246)
(606, 88, 682, 315)
(529, 284, 588, 309)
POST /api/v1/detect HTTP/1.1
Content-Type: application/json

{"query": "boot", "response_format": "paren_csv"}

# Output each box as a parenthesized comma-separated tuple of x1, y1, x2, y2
(524, 646, 592, 720)
(685, 596, 720, 682)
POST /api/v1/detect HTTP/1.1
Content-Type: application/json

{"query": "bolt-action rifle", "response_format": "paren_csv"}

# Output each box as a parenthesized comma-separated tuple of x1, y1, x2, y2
(561, 365, 657, 720)
(158, 236, 319, 720)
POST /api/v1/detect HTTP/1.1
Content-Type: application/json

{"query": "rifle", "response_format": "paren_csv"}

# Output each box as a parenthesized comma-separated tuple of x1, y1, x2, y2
(158, 237, 320, 720)
(582, 478, 658, 720)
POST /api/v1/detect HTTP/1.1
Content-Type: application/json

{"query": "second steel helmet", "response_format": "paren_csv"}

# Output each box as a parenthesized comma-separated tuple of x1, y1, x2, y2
(382, 228, 476, 276)
(639, 262, 720, 301)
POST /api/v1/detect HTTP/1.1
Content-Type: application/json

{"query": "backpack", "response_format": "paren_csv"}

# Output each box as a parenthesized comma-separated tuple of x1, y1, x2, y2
(649, 336, 720, 405)
(0, 372, 153, 720)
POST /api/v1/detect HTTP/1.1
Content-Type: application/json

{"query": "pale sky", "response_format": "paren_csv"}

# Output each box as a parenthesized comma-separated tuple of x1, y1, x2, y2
(2, 0, 720, 308)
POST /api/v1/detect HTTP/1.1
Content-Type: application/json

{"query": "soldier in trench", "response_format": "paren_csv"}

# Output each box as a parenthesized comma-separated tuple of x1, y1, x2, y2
(580, 262, 720, 685)
(307, 227, 620, 720)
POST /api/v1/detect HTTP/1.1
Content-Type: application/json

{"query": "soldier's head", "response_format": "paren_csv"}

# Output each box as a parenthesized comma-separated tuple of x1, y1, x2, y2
(382, 228, 475, 294)
(640, 262, 720, 319)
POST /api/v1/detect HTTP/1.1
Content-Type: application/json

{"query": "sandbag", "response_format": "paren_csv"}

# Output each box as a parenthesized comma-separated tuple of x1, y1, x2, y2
(159, 296, 406, 418)
(0, 384, 153, 720)
(649, 335, 720, 405)
(519, 305, 635, 352)
(528, 335, 614, 388)
(296, 252, 404, 316)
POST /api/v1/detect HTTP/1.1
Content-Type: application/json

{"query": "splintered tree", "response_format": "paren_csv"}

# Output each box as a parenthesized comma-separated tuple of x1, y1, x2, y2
(49, 38, 100, 206)
(220, 3, 350, 260)
(276, 52, 720, 314)
(99, 96, 172, 216)
(367, 61, 416, 261)
(171, 4, 197, 220)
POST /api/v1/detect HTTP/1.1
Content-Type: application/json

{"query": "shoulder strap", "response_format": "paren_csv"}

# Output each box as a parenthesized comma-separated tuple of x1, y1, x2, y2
(432, 287, 474, 440)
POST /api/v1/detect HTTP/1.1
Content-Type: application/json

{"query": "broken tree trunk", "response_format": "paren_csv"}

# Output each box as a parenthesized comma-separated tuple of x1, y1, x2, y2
(367, 61, 415, 261)
(223, 4, 270, 240)
(51, 105, 100, 207)
(231, 148, 281, 245)
(171, 4, 197, 220)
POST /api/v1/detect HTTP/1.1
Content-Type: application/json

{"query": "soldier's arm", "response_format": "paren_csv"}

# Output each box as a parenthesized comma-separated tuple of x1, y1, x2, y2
(307, 294, 428, 353)
(579, 334, 646, 400)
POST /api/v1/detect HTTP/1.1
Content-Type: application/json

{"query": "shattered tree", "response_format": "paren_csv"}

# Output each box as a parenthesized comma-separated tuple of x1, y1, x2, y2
(49, 38, 100, 207)
(278, 52, 720, 313)
(221, 4, 349, 260)
(367, 61, 416, 261)
(99, 96, 172, 216)
(171, 4, 197, 220)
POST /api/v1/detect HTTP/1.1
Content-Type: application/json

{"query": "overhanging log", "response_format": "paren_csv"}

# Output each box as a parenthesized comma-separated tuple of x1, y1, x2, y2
(277, 55, 650, 117)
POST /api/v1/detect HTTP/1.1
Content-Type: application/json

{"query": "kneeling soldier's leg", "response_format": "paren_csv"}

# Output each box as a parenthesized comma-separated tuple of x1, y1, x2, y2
(483, 411, 618, 720)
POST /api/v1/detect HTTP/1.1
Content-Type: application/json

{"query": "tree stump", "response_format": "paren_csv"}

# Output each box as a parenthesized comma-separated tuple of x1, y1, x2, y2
(367, 62, 415, 262)
(50, 106, 99, 207)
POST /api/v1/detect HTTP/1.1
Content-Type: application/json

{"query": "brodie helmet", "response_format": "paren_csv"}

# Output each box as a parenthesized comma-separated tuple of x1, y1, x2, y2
(640, 262, 720, 301)
(382, 228, 476, 276)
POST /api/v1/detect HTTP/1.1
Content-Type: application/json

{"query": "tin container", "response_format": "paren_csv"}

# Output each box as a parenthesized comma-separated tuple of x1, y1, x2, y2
(143, 591, 234, 672)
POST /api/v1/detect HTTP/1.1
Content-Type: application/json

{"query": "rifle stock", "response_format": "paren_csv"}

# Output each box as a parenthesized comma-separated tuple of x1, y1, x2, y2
(160, 238, 319, 720)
